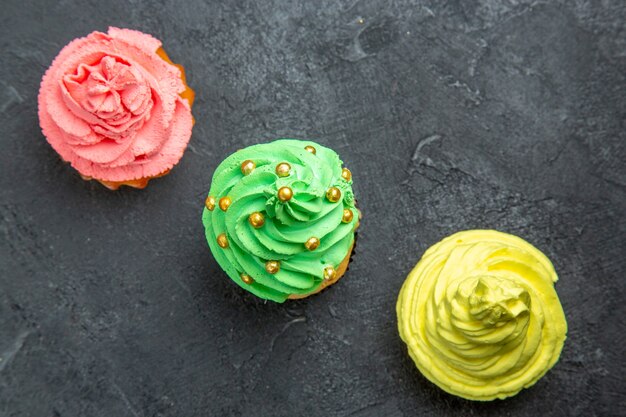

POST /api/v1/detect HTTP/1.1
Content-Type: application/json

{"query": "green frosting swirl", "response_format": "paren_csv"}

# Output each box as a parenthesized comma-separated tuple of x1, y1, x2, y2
(202, 139, 358, 302)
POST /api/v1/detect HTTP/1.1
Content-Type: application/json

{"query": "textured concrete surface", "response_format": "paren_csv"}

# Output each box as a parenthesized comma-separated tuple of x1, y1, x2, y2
(1, 1, 625, 416)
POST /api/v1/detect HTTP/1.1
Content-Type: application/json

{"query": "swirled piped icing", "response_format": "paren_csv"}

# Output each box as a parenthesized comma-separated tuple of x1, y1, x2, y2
(38, 27, 194, 187)
(202, 140, 359, 302)
(397, 230, 567, 401)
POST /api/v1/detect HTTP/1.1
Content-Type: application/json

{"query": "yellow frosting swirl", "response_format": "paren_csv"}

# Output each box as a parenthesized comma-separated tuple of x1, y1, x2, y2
(396, 230, 567, 401)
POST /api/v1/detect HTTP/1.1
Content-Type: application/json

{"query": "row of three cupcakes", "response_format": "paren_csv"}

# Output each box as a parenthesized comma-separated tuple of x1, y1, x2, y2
(39, 28, 566, 404)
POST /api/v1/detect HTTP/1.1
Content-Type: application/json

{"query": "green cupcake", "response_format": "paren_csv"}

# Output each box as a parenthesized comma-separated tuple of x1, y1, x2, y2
(202, 139, 360, 302)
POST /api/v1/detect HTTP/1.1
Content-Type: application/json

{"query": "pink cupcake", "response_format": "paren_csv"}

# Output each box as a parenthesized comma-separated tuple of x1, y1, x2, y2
(38, 27, 195, 190)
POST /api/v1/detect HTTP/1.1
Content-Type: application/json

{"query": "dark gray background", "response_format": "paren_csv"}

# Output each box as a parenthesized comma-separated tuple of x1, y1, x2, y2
(1, 0, 625, 416)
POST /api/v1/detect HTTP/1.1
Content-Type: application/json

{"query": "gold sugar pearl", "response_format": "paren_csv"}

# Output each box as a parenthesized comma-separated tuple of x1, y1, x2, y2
(275, 162, 291, 177)
(278, 186, 293, 202)
(205, 196, 216, 211)
(323, 266, 337, 281)
(217, 233, 229, 248)
(342, 209, 354, 223)
(304, 237, 320, 251)
(304, 145, 316, 154)
(326, 187, 342, 203)
(219, 196, 231, 211)
(341, 168, 352, 182)
(240, 159, 256, 176)
(248, 212, 265, 228)
(240, 273, 254, 285)
(265, 260, 280, 274)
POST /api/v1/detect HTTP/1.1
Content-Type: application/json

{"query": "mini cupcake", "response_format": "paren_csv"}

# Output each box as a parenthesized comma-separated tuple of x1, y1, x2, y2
(397, 230, 567, 401)
(202, 139, 360, 302)
(38, 27, 194, 190)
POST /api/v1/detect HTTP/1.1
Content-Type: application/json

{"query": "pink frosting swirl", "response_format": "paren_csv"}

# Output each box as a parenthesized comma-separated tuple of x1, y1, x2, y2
(38, 27, 193, 183)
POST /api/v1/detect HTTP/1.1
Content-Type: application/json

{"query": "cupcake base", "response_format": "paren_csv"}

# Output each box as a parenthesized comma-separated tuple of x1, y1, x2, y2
(80, 170, 170, 190)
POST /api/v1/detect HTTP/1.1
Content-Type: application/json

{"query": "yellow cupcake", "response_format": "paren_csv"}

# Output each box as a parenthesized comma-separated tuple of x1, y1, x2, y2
(396, 230, 567, 401)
